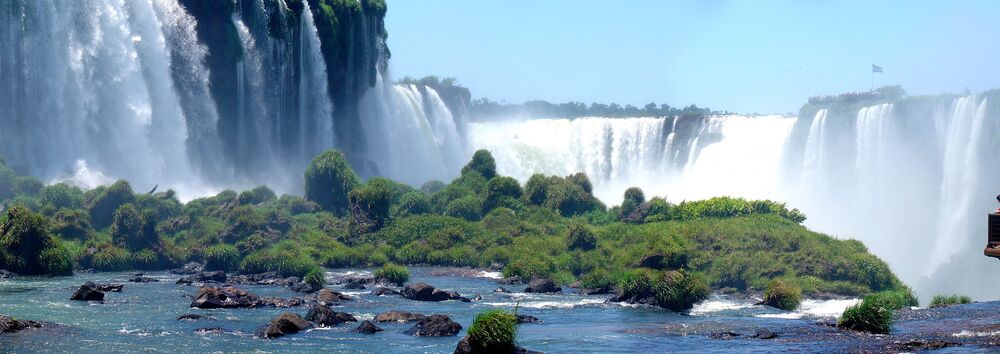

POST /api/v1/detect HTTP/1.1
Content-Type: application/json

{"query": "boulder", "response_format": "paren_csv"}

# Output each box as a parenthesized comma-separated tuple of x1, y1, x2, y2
(70, 281, 104, 301)
(343, 278, 367, 290)
(260, 296, 303, 308)
(356, 320, 383, 334)
(636, 254, 666, 269)
(524, 278, 561, 294)
(753, 330, 778, 339)
(372, 287, 400, 296)
(177, 314, 214, 321)
(312, 289, 353, 304)
(455, 336, 539, 354)
(405, 314, 462, 337)
(288, 282, 320, 293)
(259, 312, 312, 338)
(0, 316, 45, 334)
(176, 271, 227, 285)
(190, 286, 260, 309)
(516, 314, 542, 324)
(305, 305, 357, 327)
(170, 262, 204, 275)
(96, 283, 123, 292)
(375, 310, 427, 323)
(401, 283, 470, 302)
(128, 274, 159, 283)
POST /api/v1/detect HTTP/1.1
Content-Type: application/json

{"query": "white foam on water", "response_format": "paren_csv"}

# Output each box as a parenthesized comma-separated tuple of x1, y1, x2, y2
(953, 330, 1000, 338)
(689, 299, 756, 316)
(478, 271, 503, 279)
(483, 297, 607, 309)
(755, 299, 860, 319)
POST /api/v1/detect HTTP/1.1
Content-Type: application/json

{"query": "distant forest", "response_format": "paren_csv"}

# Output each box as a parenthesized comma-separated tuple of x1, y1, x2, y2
(396, 76, 724, 120)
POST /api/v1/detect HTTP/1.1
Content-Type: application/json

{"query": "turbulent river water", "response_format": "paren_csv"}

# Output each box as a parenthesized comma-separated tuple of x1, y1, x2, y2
(3, 267, 1000, 353)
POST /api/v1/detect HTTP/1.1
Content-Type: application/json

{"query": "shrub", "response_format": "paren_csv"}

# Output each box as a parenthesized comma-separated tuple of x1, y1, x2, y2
(482, 176, 522, 213)
(237, 186, 277, 205)
(38, 244, 74, 276)
(91, 246, 133, 271)
(303, 268, 327, 288)
(461, 149, 497, 179)
(131, 249, 160, 270)
(467, 309, 518, 352)
(420, 180, 446, 194)
(374, 263, 410, 285)
(653, 270, 710, 311)
(396, 192, 432, 217)
(929, 294, 972, 308)
(864, 289, 918, 310)
(763, 279, 802, 311)
(620, 187, 645, 219)
(618, 268, 656, 298)
(580, 269, 614, 291)
(565, 172, 594, 194)
(39, 183, 85, 210)
(838, 299, 893, 334)
(304, 149, 360, 214)
(566, 223, 597, 251)
(348, 178, 394, 237)
(445, 196, 483, 221)
(87, 180, 136, 229)
(0, 206, 69, 275)
(204, 244, 241, 271)
(51, 208, 93, 240)
(110, 204, 158, 251)
(240, 248, 316, 277)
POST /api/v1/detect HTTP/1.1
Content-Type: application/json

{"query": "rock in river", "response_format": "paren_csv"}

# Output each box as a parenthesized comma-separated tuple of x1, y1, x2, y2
(401, 283, 470, 302)
(356, 320, 383, 334)
(259, 312, 312, 338)
(190, 286, 260, 309)
(524, 278, 561, 294)
(305, 305, 357, 327)
(375, 310, 427, 323)
(70, 281, 104, 301)
(405, 314, 462, 337)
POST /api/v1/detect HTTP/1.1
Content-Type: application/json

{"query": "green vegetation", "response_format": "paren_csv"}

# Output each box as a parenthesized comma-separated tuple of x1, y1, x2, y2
(864, 289, 918, 310)
(470, 98, 721, 121)
(838, 298, 894, 334)
(303, 268, 327, 289)
(467, 309, 518, 351)
(373, 263, 410, 286)
(929, 294, 972, 307)
(763, 279, 802, 311)
(0, 148, 907, 312)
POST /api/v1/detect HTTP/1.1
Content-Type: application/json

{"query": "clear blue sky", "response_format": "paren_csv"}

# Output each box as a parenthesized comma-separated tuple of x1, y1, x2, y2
(385, 1, 1000, 114)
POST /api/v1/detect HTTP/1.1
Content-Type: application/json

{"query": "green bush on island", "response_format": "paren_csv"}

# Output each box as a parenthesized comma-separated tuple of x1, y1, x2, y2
(763, 279, 802, 311)
(303, 268, 327, 289)
(929, 294, 972, 307)
(0, 147, 911, 313)
(0, 206, 73, 275)
(304, 149, 359, 214)
(467, 309, 518, 352)
(838, 298, 894, 334)
(373, 263, 410, 285)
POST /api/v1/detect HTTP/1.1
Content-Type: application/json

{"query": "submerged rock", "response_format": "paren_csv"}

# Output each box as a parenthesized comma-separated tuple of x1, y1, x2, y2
(0, 316, 46, 334)
(753, 330, 778, 339)
(260, 296, 304, 308)
(193, 327, 227, 334)
(405, 314, 462, 336)
(176, 271, 227, 285)
(0, 270, 16, 279)
(229, 272, 298, 287)
(498, 276, 523, 285)
(356, 320, 383, 334)
(128, 273, 158, 283)
(177, 314, 214, 321)
(375, 310, 427, 323)
(494, 286, 511, 293)
(70, 281, 104, 301)
(170, 262, 204, 275)
(516, 314, 542, 324)
(524, 278, 561, 294)
(190, 286, 260, 309)
(259, 312, 312, 338)
(305, 305, 357, 327)
(288, 281, 320, 293)
(401, 283, 470, 302)
(372, 287, 400, 296)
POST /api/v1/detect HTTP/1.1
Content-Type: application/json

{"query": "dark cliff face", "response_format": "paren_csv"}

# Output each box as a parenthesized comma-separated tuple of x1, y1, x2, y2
(176, 0, 388, 176)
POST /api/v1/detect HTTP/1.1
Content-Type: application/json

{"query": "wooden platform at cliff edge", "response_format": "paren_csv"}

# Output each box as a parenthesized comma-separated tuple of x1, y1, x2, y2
(985, 213, 1000, 259)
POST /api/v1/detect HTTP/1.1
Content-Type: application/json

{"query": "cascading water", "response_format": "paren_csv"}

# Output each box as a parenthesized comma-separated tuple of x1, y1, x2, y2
(298, 3, 335, 159)
(359, 74, 468, 186)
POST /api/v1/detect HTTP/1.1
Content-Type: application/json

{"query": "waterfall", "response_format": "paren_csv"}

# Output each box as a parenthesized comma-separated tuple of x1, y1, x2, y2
(299, 4, 335, 159)
(359, 74, 466, 185)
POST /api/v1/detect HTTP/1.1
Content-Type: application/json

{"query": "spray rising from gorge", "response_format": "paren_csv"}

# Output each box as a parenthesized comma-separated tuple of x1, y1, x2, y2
(1, 0, 999, 302)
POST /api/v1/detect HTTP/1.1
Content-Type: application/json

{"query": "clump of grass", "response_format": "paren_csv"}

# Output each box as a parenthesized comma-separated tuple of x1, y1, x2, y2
(929, 294, 972, 308)
(864, 288, 918, 310)
(373, 263, 410, 286)
(763, 279, 802, 311)
(303, 268, 327, 289)
(467, 309, 518, 351)
(838, 299, 893, 334)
